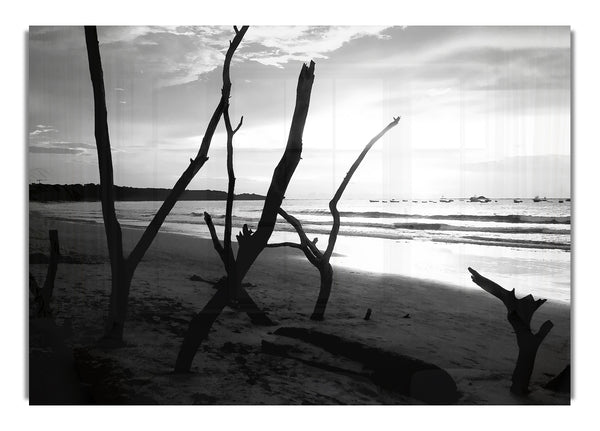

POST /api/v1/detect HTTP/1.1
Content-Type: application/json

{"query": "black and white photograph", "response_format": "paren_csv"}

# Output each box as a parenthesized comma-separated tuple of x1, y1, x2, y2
(26, 23, 572, 405)
(6, 0, 600, 425)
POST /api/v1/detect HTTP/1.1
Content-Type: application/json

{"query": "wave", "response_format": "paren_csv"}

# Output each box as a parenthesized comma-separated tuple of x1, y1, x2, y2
(191, 211, 225, 219)
(41, 212, 570, 252)
(288, 210, 571, 225)
(187, 213, 570, 235)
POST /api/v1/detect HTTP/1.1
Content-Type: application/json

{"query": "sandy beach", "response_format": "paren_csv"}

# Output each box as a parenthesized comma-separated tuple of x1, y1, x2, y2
(28, 210, 570, 404)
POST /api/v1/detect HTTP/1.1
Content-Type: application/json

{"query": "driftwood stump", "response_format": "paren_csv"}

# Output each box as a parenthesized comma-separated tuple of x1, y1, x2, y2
(468, 267, 553, 395)
(31, 229, 60, 317)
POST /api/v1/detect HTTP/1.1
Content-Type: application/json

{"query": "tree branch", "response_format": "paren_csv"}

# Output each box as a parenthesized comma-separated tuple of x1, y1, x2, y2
(223, 106, 243, 270)
(236, 60, 316, 280)
(468, 267, 547, 326)
(126, 26, 248, 272)
(266, 242, 304, 250)
(278, 208, 322, 259)
(323, 116, 400, 262)
(203, 211, 226, 267)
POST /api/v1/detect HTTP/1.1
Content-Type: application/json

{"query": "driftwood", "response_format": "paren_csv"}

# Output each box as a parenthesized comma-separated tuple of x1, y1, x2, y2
(84, 25, 248, 342)
(30, 229, 60, 317)
(267, 118, 400, 320)
(544, 364, 570, 393)
(174, 60, 316, 373)
(265, 327, 459, 404)
(468, 267, 554, 395)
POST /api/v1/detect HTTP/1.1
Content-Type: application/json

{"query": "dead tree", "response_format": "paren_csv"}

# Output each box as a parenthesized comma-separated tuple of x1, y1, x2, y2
(468, 267, 554, 395)
(267, 117, 400, 320)
(30, 229, 60, 317)
(175, 60, 316, 373)
(84, 25, 249, 342)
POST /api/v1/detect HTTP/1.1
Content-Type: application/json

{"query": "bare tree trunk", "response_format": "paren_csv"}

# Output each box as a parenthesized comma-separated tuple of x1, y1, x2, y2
(468, 267, 553, 396)
(103, 261, 133, 343)
(33, 230, 60, 317)
(175, 282, 229, 372)
(268, 118, 400, 320)
(235, 61, 316, 281)
(310, 263, 332, 321)
(203, 213, 274, 325)
(84, 26, 248, 342)
(508, 311, 553, 395)
(174, 61, 315, 372)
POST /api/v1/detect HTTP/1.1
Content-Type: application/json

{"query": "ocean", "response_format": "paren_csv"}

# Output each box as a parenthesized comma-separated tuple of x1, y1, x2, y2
(30, 198, 571, 304)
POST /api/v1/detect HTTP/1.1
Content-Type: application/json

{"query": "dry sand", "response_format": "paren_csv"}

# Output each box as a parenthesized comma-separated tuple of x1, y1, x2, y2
(28, 210, 570, 404)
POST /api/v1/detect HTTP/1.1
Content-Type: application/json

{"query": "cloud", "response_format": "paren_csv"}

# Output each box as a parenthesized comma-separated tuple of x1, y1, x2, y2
(28, 141, 96, 155)
(29, 146, 84, 155)
(239, 26, 391, 68)
(85, 26, 393, 86)
(29, 125, 57, 136)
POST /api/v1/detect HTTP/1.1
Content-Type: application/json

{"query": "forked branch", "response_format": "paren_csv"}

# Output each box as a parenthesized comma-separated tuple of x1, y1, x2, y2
(235, 60, 316, 280)
(127, 25, 249, 273)
(323, 116, 401, 261)
(268, 117, 401, 320)
(468, 267, 554, 395)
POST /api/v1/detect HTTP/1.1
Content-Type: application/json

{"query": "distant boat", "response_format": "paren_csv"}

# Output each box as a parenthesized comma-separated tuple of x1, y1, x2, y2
(558, 200, 564, 203)
(513, 199, 523, 203)
(533, 196, 547, 202)
(412, 200, 418, 203)
(469, 195, 491, 203)
(421, 200, 427, 203)
(439, 196, 454, 203)
(566, 198, 571, 202)
(402, 199, 408, 202)
(382, 200, 388, 203)
(369, 199, 379, 203)
(390, 199, 399, 203)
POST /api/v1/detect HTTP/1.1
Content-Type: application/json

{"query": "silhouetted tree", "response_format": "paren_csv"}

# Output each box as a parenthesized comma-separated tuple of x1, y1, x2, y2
(468, 267, 554, 395)
(84, 25, 249, 343)
(30, 229, 60, 317)
(175, 60, 316, 372)
(266, 117, 400, 320)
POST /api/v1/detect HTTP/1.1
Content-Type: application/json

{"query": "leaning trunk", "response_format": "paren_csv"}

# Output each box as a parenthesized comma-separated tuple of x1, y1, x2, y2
(310, 263, 333, 321)
(175, 282, 229, 372)
(235, 287, 275, 325)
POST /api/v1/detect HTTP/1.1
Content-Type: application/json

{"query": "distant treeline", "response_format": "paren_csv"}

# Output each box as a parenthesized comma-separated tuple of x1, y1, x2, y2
(29, 183, 265, 202)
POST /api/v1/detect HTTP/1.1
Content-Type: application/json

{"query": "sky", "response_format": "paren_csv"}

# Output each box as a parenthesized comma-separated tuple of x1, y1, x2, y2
(28, 26, 571, 198)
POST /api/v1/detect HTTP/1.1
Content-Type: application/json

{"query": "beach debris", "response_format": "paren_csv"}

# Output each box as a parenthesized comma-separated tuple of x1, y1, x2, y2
(175, 55, 316, 373)
(364, 308, 372, 320)
(544, 364, 570, 393)
(468, 267, 554, 396)
(84, 25, 249, 343)
(264, 327, 460, 404)
(403, 313, 410, 319)
(266, 116, 401, 321)
(30, 229, 60, 317)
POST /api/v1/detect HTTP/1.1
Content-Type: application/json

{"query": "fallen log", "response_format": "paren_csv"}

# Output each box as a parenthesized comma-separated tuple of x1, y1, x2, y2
(270, 327, 459, 404)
